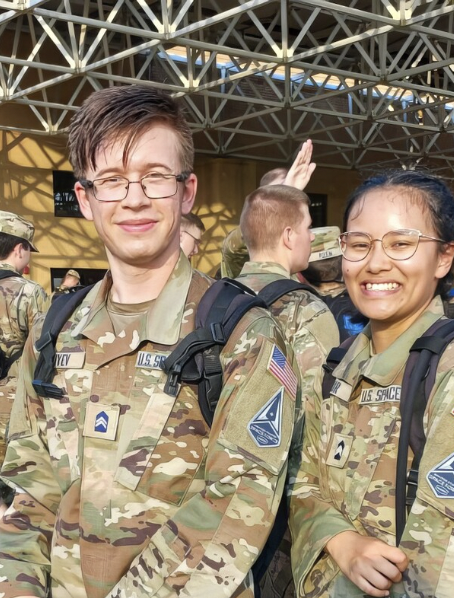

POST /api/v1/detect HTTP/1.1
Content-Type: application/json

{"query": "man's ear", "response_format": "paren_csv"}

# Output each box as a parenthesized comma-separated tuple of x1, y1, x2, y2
(75, 181, 94, 221)
(181, 173, 197, 216)
(282, 226, 293, 250)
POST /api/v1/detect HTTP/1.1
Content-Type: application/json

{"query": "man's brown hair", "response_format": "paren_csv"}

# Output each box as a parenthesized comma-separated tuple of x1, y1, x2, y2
(181, 212, 205, 233)
(68, 85, 194, 179)
(240, 185, 310, 252)
(259, 167, 288, 186)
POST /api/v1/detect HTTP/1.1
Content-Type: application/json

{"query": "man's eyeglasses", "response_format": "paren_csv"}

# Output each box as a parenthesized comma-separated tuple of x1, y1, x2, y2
(182, 230, 202, 247)
(79, 171, 191, 202)
(339, 229, 447, 262)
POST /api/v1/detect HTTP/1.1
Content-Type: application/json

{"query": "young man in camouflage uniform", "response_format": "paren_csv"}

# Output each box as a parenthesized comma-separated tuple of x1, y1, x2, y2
(0, 211, 48, 506)
(221, 141, 316, 279)
(237, 185, 339, 598)
(0, 86, 299, 598)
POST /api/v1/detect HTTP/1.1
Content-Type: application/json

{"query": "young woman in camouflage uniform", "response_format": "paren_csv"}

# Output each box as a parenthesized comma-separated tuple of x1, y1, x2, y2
(290, 170, 454, 598)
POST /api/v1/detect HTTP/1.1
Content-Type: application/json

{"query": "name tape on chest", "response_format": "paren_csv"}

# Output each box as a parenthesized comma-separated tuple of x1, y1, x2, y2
(330, 379, 352, 402)
(55, 352, 85, 369)
(267, 345, 297, 399)
(248, 387, 284, 448)
(135, 351, 168, 370)
(359, 385, 401, 405)
(83, 402, 120, 441)
(427, 452, 454, 499)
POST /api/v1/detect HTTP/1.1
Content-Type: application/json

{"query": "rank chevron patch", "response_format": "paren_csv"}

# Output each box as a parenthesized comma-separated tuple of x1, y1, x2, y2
(247, 387, 284, 447)
(94, 411, 109, 433)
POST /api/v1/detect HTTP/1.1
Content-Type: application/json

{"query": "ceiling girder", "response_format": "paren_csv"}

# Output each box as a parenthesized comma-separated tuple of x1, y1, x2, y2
(1, 0, 454, 177)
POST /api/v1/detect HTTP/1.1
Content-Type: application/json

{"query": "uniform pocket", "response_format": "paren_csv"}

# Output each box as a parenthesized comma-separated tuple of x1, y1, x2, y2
(115, 381, 209, 506)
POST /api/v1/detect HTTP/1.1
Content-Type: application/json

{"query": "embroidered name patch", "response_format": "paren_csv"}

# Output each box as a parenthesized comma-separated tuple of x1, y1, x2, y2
(267, 345, 297, 399)
(330, 379, 352, 402)
(83, 402, 120, 441)
(359, 385, 401, 404)
(136, 351, 168, 370)
(427, 452, 454, 498)
(247, 387, 284, 448)
(55, 352, 85, 369)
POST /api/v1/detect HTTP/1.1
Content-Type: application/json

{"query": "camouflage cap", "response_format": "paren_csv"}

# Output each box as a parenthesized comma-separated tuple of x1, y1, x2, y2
(65, 269, 80, 280)
(309, 226, 341, 262)
(0, 210, 38, 252)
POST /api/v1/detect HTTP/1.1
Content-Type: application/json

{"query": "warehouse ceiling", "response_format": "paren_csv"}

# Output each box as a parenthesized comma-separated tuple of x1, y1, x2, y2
(1, 0, 454, 177)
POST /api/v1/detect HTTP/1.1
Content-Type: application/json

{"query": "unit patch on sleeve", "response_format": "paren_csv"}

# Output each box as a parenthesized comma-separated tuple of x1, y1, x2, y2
(427, 452, 454, 498)
(267, 345, 297, 399)
(247, 387, 284, 448)
(359, 385, 401, 405)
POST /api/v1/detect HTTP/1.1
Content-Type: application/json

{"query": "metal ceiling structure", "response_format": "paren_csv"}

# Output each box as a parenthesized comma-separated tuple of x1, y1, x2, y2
(1, 0, 454, 176)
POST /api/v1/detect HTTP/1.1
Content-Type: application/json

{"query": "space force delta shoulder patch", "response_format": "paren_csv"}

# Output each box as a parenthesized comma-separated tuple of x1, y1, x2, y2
(248, 387, 284, 448)
(427, 452, 454, 499)
(267, 344, 297, 399)
(359, 385, 401, 404)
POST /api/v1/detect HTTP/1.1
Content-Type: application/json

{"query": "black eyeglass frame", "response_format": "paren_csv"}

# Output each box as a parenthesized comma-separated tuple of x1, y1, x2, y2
(338, 228, 447, 262)
(79, 171, 192, 202)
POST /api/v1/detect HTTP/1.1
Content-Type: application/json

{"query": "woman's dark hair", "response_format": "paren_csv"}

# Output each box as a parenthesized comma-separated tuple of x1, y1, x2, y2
(343, 169, 454, 298)
(0, 232, 30, 260)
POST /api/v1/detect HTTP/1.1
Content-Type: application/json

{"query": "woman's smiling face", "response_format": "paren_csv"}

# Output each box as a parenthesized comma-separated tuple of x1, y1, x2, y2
(343, 186, 453, 337)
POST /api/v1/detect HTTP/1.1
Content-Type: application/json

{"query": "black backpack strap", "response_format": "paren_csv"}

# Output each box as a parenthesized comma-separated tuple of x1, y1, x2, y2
(321, 336, 357, 399)
(32, 284, 94, 399)
(0, 270, 20, 281)
(258, 279, 319, 306)
(396, 318, 454, 545)
(162, 278, 266, 425)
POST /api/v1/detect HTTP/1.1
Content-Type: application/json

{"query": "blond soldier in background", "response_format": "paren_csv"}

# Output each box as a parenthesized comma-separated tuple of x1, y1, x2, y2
(0, 211, 48, 508)
(237, 185, 339, 598)
(0, 85, 299, 598)
(221, 140, 316, 278)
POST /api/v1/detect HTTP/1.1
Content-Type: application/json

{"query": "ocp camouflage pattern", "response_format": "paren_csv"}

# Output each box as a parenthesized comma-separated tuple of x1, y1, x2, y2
(236, 261, 339, 598)
(290, 296, 454, 598)
(0, 262, 48, 466)
(0, 256, 298, 598)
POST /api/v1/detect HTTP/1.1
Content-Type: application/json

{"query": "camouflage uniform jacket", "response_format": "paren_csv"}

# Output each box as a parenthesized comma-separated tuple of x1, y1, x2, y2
(221, 226, 249, 279)
(0, 255, 299, 598)
(236, 262, 339, 598)
(0, 262, 48, 466)
(290, 296, 454, 598)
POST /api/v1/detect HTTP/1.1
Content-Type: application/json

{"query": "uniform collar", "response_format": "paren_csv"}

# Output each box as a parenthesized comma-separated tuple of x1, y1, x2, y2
(240, 261, 290, 278)
(0, 262, 20, 275)
(73, 252, 193, 348)
(334, 296, 446, 387)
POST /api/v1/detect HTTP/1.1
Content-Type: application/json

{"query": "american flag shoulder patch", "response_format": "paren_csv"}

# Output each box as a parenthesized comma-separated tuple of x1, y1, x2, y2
(267, 344, 297, 399)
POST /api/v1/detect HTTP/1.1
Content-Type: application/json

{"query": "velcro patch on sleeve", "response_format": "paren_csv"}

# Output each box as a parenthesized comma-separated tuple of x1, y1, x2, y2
(220, 340, 294, 474)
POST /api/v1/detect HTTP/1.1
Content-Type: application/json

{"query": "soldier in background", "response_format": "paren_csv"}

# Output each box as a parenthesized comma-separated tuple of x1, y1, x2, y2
(0, 210, 48, 509)
(51, 268, 84, 301)
(303, 226, 368, 340)
(180, 211, 205, 258)
(221, 140, 316, 278)
(0, 85, 299, 598)
(237, 185, 339, 598)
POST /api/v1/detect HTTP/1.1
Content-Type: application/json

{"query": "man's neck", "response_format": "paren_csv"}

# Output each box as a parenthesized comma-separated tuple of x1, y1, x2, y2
(107, 251, 180, 304)
(248, 251, 290, 274)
